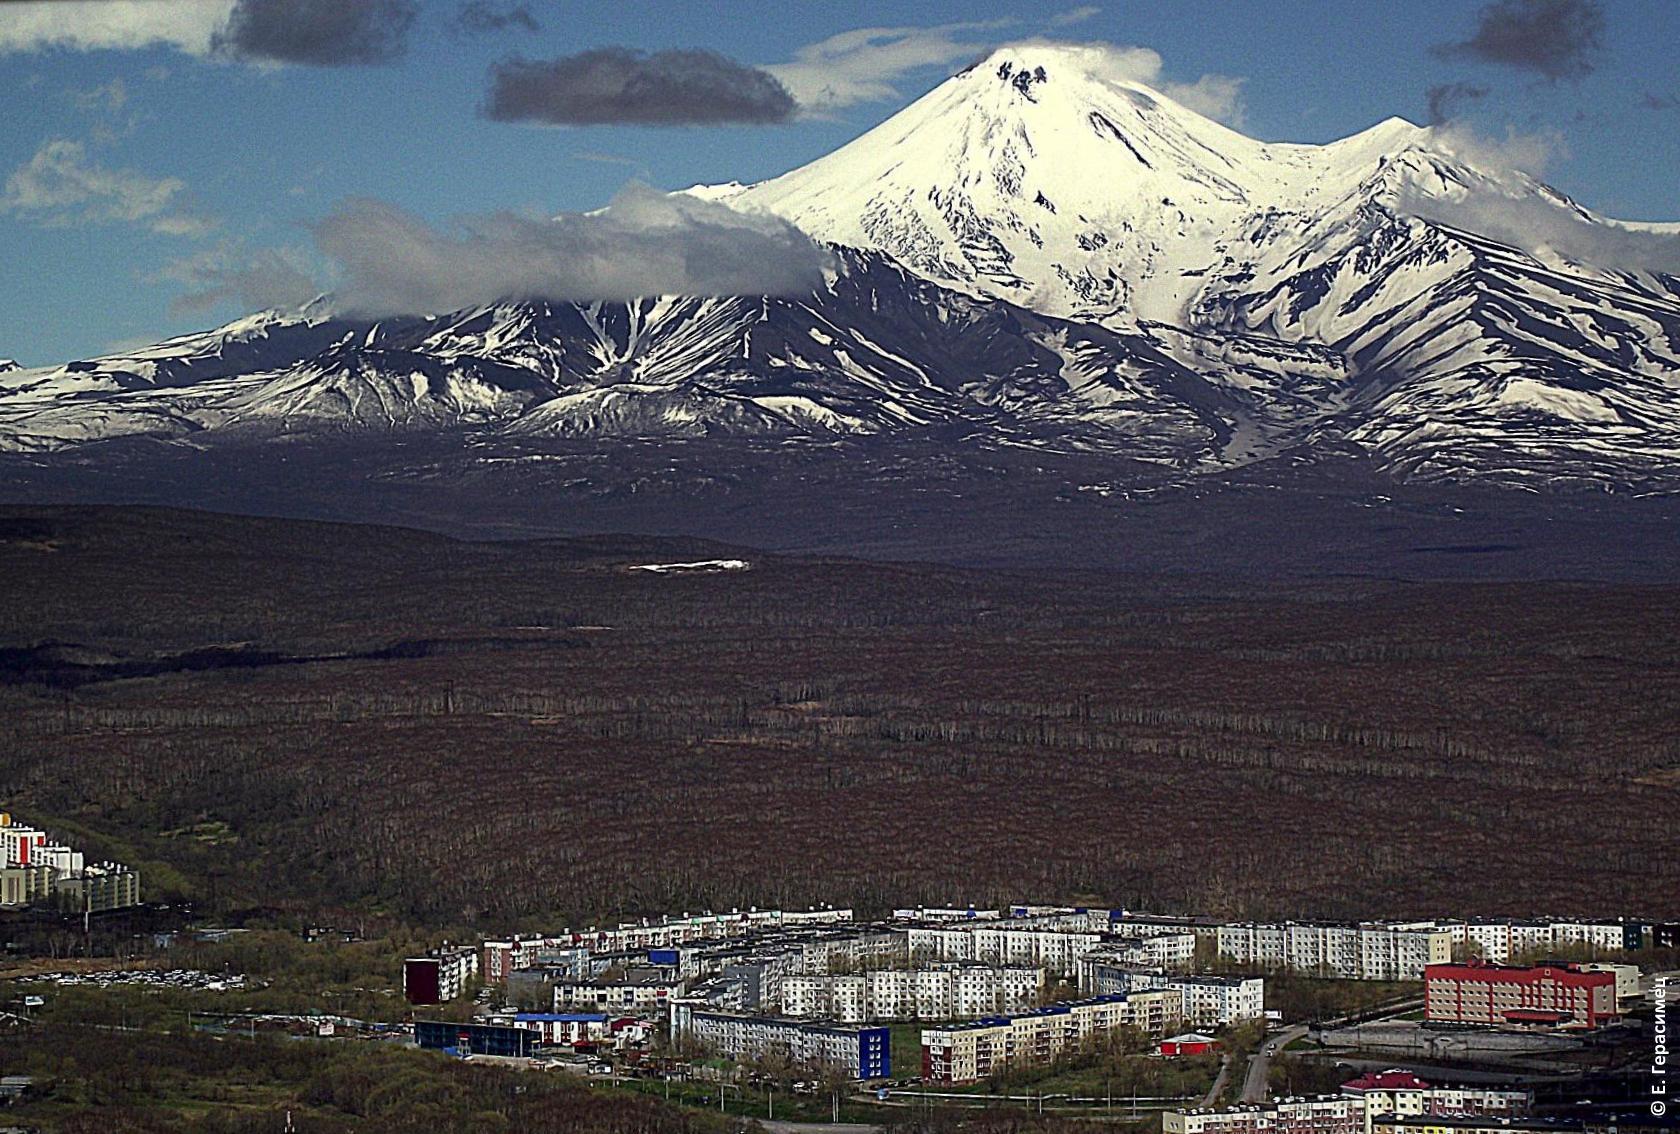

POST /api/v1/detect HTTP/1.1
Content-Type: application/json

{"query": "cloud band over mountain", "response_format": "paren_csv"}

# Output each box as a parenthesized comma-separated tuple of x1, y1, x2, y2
(312, 184, 831, 316)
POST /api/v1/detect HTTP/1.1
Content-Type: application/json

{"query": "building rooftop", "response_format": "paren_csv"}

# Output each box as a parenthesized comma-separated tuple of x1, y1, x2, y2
(1342, 1069, 1432, 1092)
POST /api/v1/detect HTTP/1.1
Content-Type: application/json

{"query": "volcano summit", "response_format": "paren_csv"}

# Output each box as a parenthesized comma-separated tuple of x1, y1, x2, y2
(2, 43, 1678, 566)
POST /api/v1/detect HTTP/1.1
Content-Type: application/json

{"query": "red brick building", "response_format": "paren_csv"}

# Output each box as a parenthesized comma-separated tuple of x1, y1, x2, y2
(1423, 960, 1617, 1030)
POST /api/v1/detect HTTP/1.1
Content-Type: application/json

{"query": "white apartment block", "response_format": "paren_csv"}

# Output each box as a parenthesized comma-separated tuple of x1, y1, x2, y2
(554, 972, 685, 1012)
(908, 924, 1183, 977)
(668, 1002, 889, 1079)
(796, 930, 906, 974)
(1216, 923, 1450, 980)
(1109, 914, 1223, 950)
(1360, 923, 1454, 982)
(1164, 1097, 1367, 1134)
(922, 990, 1183, 1082)
(908, 927, 979, 963)
(1077, 958, 1262, 1027)
(1174, 976, 1266, 1027)
(550, 908, 857, 955)
(32, 845, 83, 879)
(0, 865, 52, 907)
(403, 946, 480, 1005)
(1102, 933, 1198, 971)
(780, 964, 1043, 1022)
(0, 824, 45, 868)
(975, 928, 1102, 973)
(1435, 919, 1635, 963)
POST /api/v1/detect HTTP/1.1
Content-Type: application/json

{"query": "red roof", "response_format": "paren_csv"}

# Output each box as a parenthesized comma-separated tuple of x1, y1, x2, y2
(1343, 1070, 1432, 1092)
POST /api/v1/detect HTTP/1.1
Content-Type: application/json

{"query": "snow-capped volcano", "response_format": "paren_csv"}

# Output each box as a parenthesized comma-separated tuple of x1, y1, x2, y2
(1, 41, 1677, 490)
(696, 42, 1441, 326)
(697, 42, 1680, 483)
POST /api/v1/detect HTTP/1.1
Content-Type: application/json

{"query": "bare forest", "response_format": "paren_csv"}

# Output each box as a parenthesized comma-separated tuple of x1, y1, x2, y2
(1, 506, 1676, 932)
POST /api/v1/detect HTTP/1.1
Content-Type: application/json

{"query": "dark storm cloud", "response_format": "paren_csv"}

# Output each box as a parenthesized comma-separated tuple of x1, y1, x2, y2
(312, 184, 831, 317)
(1436, 0, 1606, 82)
(1426, 81, 1489, 125)
(451, 2, 540, 36)
(483, 48, 797, 126)
(213, 0, 418, 67)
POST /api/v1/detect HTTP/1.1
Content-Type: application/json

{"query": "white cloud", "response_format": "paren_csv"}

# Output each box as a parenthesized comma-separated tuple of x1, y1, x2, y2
(1158, 72, 1246, 125)
(2, 139, 214, 236)
(767, 27, 1246, 127)
(153, 241, 321, 315)
(1402, 189, 1680, 276)
(1430, 122, 1568, 177)
(0, 0, 235, 56)
(312, 183, 833, 317)
(765, 20, 1010, 115)
(1050, 6, 1102, 27)
(72, 78, 130, 114)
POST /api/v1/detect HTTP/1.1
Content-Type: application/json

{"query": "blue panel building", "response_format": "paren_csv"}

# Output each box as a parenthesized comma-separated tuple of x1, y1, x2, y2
(415, 1020, 536, 1057)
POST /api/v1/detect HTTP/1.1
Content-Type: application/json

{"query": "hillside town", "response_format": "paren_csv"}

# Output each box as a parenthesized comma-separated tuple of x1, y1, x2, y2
(394, 903, 1674, 1130)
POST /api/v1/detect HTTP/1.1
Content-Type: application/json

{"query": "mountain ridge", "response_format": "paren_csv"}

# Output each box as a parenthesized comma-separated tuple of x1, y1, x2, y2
(2, 41, 1677, 491)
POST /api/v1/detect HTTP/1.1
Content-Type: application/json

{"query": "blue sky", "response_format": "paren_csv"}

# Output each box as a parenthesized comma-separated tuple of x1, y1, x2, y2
(1, 0, 1676, 364)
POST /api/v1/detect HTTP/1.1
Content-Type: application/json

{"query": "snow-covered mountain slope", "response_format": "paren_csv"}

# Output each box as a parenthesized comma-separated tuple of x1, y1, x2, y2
(2, 41, 1677, 489)
(0, 251, 1245, 462)
(694, 41, 1680, 485)
(699, 43, 1436, 327)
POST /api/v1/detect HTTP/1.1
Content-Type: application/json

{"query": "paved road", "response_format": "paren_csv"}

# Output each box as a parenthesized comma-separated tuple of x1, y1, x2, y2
(1241, 1025, 1308, 1103)
(761, 1123, 882, 1134)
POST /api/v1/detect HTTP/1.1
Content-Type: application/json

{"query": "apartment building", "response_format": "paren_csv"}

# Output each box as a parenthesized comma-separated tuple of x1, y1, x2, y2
(781, 963, 1043, 1022)
(893, 907, 1003, 922)
(1370, 1120, 1568, 1134)
(796, 929, 906, 974)
(907, 922, 1186, 977)
(1424, 961, 1618, 1030)
(1076, 957, 1263, 1027)
(472, 1012, 612, 1046)
(1102, 933, 1198, 970)
(1340, 1070, 1529, 1133)
(1174, 976, 1266, 1027)
(908, 925, 1099, 973)
(0, 820, 46, 868)
(1217, 923, 1451, 980)
(1436, 919, 1641, 964)
(1107, 913, 1224, 951)
(53, 862, 141, 913)
(404, 946, 480, 1005)
(921, 990, 1182, 1083)
(668, 1002, 889, 1079)
(1163, 1096, 1367, 1134)
(554, 967, 686, 1012)
(0, 865, 52, 908)
(485, 909, 856, 974)
(0, 815, 141, 913)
